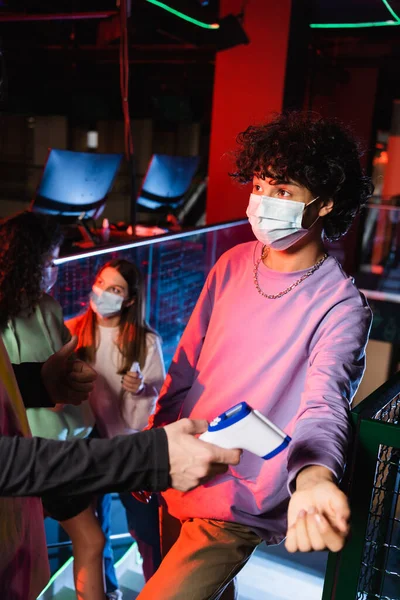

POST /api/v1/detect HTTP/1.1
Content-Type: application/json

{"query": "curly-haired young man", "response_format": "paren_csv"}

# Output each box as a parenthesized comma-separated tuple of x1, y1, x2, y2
(138, 112, 374, 600)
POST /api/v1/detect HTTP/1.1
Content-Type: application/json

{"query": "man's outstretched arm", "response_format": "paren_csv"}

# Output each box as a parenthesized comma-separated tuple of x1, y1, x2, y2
(0, 420, 241, 498)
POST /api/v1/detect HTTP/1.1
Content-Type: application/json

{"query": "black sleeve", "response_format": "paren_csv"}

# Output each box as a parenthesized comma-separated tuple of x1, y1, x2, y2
(0, 429, 170, 497)
(11, 363, 54, 408)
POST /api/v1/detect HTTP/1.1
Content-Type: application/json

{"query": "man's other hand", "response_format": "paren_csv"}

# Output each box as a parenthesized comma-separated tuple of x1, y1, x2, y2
(285, 466, 350, 553)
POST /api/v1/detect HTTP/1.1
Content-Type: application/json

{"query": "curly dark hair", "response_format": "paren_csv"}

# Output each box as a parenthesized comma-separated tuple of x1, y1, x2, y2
(230, 111, 374, 240)
(0, 211, 63, 328)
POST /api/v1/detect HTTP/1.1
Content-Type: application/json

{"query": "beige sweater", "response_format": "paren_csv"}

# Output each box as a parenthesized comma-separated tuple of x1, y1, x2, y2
(66, 317, 165, 438)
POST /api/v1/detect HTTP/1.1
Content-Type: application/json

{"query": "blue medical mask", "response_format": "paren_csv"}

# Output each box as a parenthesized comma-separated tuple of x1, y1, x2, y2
(246, 193, 320, 250)
(90, 285, 124, 318)
(41, 265, 59, 293)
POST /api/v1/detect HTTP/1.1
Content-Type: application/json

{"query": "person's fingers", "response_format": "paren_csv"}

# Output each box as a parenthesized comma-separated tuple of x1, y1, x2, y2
(121, 371, 143, 391)
(64, 380, 94, 393)
(170, 419, 242, 464)
(124, 372, 142, 381)
(68, 361, 97, 382)
(293, 510, 312, 552)
(198, 463, 229, 484)
(315, 513, 347, 552)
(305, 508, 326, 551)
(176, 465, 230, 492)
(205, 442, 242, 466)
(122, 373, 143, 392)
(165, 420, 242, 492)
(64, 379, 94, 393)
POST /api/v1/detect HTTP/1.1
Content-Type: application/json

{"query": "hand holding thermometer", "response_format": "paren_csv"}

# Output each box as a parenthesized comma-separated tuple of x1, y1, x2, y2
(125, 361, 144, 394)
(199, 402, 291, 460)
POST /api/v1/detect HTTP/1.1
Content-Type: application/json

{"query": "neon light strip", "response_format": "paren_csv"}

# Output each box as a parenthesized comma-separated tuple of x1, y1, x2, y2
(114, 542, 137, 568)
(311, 0, 400, 29)
(310, 19, 399, 29)
(381, 0, 400, 21)
(147, 0, 400, 31)
(145, 0, 219, 29)
(37, 557, 74, 598)
(37, 543, 137, 598)
(55, 220, 248, 265)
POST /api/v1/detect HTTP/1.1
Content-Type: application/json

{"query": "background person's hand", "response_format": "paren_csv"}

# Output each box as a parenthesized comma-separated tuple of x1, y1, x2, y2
(122, 371, 144, 394)
(285, 466, 350, 553)
(164, 419, 242, 492)
(41, 336, 97, 406)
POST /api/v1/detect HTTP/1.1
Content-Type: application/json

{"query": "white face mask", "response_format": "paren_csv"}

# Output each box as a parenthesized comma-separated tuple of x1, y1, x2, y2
(90, 285, 124, 318)
(246, 193, 320, 250)
(41, 265, 59, 293)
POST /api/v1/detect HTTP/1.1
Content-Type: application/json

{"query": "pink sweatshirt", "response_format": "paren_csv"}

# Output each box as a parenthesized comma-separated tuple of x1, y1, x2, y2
(150, 241, 372, 543)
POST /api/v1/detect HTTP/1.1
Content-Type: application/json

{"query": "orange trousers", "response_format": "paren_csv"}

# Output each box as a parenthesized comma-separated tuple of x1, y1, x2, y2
(137, 508, 262, 600)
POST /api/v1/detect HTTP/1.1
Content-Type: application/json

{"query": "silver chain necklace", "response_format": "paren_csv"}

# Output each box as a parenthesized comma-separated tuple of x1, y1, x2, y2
(253, 246, 328, 299)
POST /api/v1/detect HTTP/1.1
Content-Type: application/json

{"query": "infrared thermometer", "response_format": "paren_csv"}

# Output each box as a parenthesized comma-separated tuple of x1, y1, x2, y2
(199, 402, 291, 460)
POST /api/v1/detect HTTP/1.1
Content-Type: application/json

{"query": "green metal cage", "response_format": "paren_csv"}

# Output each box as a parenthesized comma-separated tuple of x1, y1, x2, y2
(322, 370, 400, 600)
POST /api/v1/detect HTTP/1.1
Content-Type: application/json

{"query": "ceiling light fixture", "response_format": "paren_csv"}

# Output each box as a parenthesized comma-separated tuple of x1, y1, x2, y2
(310, 20, 399, 29)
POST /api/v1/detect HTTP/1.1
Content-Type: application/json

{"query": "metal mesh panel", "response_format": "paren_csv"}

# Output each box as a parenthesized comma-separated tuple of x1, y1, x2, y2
(374, 397, 400, 426)
(356, 392, 400, 600)
(151, 238, 207, 368)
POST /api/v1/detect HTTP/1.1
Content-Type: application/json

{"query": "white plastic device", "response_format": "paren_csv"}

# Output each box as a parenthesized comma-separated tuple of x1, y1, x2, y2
(199, 402, 291, 460)
(129, 361, 144, 394)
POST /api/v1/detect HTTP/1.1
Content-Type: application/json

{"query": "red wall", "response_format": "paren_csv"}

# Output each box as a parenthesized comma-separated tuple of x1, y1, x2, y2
(311, 67, 378, 169)
(206, 0, 292, 224)
(311, 67, 379, 273)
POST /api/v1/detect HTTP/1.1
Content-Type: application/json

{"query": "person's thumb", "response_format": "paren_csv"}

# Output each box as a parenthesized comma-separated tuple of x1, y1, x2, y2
(54, 335, 78, 361)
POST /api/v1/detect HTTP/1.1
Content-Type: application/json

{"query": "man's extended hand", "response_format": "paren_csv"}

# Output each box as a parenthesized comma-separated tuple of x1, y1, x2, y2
(285, 466, 350, 553)
(41, 336, 97, 406)
(164, 418, 242, 492)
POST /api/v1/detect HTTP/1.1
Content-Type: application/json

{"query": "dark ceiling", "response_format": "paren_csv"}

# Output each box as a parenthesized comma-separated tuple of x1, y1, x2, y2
(0, 1, 399, 127)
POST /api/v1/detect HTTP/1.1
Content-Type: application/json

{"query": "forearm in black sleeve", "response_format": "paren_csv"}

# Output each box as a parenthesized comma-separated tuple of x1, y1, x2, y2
(0, 429, 170, 497)
(12, 362, 53, 408)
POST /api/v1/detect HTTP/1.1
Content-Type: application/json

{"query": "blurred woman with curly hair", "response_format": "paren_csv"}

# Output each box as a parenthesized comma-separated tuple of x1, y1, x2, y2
(0, 211, 105, 600)
(0, 210, 63, 329)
